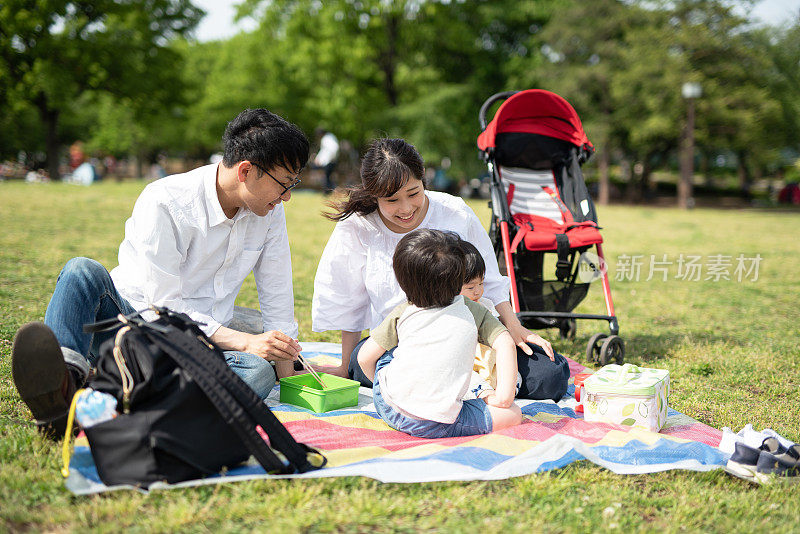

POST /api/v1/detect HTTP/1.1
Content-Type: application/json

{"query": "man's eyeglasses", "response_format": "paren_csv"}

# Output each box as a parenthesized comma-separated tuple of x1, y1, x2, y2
(252, 162, 302, 196)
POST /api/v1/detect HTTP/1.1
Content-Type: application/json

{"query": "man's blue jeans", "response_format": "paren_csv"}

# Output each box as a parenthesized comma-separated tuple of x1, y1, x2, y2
(42, 257, 276, 399)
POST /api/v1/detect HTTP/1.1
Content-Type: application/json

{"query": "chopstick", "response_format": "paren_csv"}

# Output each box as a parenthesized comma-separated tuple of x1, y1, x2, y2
(296, 352, 327, 389)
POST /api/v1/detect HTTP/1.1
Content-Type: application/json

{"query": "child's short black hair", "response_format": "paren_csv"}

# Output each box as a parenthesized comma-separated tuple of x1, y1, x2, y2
(393, 229, 465, 308)
(459, 240, 485, 283)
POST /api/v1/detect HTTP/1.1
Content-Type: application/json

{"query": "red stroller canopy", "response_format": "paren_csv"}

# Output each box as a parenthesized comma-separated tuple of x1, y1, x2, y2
(477, 89, 592, 151)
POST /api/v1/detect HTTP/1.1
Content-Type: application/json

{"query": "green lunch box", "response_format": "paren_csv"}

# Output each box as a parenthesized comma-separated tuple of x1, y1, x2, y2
(279, 373, 360, 413)
(582, 363, 670, 432)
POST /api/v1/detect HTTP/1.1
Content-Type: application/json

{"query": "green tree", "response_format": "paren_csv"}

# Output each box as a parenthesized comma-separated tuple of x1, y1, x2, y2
(531, 0, 651, 204)
(534, 0, 782, 203)
(664, 0, 781, 196)
(0, 0, 203, 178)
(751, 15, 800, 168)
(229, 0, 558, 182)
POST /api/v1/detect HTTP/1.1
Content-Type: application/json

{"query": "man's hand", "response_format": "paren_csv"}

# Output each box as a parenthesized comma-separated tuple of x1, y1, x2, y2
(244, 330, 301, 362)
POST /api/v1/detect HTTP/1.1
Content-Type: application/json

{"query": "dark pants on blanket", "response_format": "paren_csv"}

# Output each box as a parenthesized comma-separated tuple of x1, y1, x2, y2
(348, 339, 569, 402)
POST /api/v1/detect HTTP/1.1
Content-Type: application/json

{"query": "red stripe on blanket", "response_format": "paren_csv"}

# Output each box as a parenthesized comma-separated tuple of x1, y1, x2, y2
(283, 419, 486, 451)
(510, 418, 615, 443)
(566, 358, 589, 377)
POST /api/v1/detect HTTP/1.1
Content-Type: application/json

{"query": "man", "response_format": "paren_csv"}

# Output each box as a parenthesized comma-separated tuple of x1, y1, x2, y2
(11, 109, 309, 438)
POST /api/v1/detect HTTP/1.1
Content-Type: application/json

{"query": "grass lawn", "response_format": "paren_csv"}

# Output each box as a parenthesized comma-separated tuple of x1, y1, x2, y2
(1, 180, 799, 532)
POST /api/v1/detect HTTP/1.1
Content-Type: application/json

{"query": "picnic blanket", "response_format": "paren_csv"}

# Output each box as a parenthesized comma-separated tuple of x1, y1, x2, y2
(65, 343, 727, 495)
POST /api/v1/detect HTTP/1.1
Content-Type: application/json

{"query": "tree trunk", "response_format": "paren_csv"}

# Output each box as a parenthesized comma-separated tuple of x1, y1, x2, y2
(598, 143, 610, 205)
(737, 150, 751, 198)
(36, 95, 61, 180)
(622, 158, 635, 203)
(678, 97, 696, 209)
(378, 14, 400, 107)
(641, 159, 654, 201)
(625, 160, 646, 203)
(136, 154, 144, 180)
(702, 152, 713, 189)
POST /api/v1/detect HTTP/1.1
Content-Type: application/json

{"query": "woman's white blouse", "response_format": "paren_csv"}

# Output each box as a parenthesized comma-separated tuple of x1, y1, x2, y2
(311, 191, 511, 333)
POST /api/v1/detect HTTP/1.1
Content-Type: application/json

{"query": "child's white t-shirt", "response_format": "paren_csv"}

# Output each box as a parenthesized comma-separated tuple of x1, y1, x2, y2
(371, 295, 507, 424)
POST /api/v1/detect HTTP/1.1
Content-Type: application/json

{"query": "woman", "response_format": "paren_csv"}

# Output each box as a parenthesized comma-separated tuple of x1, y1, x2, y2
(311, 138, 569, 400)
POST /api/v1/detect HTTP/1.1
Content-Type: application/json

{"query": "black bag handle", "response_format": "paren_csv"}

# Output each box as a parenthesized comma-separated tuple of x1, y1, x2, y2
(142, 325, 325, 473)
(84, 311, 171, 335)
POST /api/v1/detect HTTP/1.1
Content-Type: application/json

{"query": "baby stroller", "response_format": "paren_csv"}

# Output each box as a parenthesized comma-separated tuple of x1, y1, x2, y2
(477, 89, 624, 365)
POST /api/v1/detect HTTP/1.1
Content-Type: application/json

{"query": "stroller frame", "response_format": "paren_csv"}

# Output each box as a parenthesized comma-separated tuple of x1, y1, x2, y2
(478, 90, 624, 364)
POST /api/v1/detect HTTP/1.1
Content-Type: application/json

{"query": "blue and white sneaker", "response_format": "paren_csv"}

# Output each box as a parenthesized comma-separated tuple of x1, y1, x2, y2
(725, 437, 786, 482)
(755, 442, 800, 485)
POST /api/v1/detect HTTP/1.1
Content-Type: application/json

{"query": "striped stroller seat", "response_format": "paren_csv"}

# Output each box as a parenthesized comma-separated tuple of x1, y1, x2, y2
(498, 165, 603, 255)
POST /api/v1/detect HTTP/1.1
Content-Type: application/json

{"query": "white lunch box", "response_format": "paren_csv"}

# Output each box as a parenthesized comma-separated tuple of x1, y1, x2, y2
(582, 363, 669, 432)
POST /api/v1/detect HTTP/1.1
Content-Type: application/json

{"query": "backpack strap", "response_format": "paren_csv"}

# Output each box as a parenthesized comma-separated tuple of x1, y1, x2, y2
(83, 311, 171, 335)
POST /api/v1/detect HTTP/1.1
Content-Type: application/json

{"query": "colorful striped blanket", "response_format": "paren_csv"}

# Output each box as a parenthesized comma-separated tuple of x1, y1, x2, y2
(65, 343, 727, 495)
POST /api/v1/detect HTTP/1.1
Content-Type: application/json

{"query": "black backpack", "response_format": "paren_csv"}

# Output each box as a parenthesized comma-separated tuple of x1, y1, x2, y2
(79, 307, 325, 487)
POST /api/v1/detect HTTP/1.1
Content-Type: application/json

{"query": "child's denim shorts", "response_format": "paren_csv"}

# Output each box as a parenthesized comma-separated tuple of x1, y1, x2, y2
(372, 352, 493, 439)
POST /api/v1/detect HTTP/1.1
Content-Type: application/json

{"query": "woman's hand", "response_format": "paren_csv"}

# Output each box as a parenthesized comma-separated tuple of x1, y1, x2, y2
(507, 321, 555, 361)
(495, 302, 555, 361)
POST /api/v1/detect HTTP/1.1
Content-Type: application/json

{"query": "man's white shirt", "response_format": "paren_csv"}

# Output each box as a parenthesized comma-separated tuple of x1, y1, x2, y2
(110, 163, 298, 338)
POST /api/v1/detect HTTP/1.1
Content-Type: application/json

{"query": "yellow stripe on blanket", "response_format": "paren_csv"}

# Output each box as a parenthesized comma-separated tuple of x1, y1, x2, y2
(466, 434, 542, 456)
(524, 412, 568, 424)
(319, 443, 454, 466)
(320, 413, 395, 431)
(317, 446, 394, 467)
(593, 428, 692, 448)
(275, 410, 394, 431)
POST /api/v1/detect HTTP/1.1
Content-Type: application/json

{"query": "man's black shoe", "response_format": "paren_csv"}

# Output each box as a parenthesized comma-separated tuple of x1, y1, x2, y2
(11, 322, 80, 439)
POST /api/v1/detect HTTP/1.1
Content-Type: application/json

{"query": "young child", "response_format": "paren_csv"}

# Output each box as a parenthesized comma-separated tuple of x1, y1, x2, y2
(458, 240, 522, 400)
(358, 229, 522, 439)
(459, 241, 499, 318)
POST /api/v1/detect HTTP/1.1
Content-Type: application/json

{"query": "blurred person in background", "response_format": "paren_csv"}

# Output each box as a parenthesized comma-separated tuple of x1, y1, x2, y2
(314, 128, 340, 194)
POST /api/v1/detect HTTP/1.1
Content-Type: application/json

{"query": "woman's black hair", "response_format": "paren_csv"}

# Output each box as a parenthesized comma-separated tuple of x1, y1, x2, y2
(325, 138, 425, 221)
(459, 241, 486, 283)
(393, 229, 465, 308)
(222, 109, 309, 174)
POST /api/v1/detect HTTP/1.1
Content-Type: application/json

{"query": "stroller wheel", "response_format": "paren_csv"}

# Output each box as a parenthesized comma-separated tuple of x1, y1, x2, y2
(599, 335, 625, 365)
(559, 319, 577, 340)
(586, 333, 607, 363)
